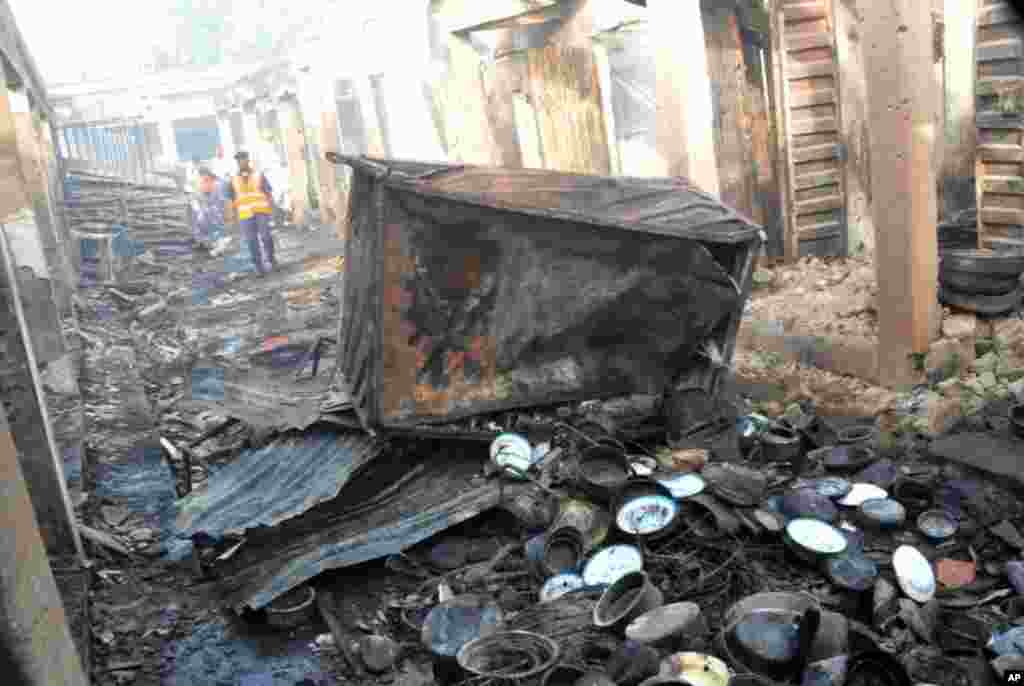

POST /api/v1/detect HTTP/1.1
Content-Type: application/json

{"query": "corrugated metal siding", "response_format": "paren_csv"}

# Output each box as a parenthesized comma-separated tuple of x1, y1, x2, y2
(170, 429, 387, 543)
(975, 0, 1024, 248)
(777, 0, 847, 256)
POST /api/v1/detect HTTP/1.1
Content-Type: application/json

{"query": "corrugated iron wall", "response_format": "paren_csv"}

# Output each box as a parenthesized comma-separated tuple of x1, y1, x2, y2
(975, 0, 1024, 248)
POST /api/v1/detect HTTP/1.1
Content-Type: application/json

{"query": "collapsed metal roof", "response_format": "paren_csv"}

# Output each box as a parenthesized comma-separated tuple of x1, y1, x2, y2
(171, 429, 387, 543)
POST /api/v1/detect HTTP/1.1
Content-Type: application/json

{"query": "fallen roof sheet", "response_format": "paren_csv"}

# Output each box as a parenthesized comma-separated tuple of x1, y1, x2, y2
(211, 449, 501, 612)
(171, 429, 387, 542)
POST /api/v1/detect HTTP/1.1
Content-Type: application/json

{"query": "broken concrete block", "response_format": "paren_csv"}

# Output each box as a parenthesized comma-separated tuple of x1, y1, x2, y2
(979, 371, 998, 389)
(942, 313, 976, 340)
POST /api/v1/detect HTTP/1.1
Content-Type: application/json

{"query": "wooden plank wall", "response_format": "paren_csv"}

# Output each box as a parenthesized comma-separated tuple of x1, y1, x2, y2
(975, 0, 1024, 248)
(683, 5, 782, 247)
(775, 0, 847, 257)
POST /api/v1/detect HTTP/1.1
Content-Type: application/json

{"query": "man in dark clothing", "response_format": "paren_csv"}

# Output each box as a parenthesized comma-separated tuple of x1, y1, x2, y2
(224, 150, 277, 274)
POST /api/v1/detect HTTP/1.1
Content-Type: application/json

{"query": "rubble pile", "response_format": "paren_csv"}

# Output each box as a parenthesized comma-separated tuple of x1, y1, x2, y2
(174, 399, 1024, 686)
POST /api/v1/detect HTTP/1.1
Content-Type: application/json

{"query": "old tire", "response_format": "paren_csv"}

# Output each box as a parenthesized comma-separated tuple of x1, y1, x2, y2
(940, 249, 1024, 277)
(939, 284, 1023, 316)
(939, 267, 1020, 295)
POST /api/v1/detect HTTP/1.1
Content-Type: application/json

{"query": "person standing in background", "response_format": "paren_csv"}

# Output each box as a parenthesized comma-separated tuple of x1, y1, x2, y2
(224, 150, 277, 275)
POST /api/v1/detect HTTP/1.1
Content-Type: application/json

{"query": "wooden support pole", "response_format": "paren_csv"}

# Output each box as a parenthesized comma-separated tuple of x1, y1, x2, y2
(940, 0, 977, 219)
(863, 0, 939, 388)
(0, 401, 89, 686)
(651, 0, 721, 195)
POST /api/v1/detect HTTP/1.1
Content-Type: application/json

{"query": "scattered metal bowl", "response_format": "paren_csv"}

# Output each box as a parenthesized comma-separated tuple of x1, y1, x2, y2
(810, 477, 852, 500)
(784, 518, 848, 565)
(825, 553, 879, 592)
(265, 585, 317, 630)
(1011, 403, 1024, 439)
(892, 545, 936, 603)
(630, 456, 659, 477)
(657, 472, 706, 499)
(658, 653, 731, 686)
(582, 544, 644, 589)
(540, 573, 585, 603)
(782, 488, 839, 523)
(593, 571, 664, 630)
(845, 651, 910, 686)
(837, 425, 876, 445)
(457, 630, 560, 680)
(627, 602, 706, 653)
(856, 498, 907, 529)
(723, 591, 820, 628)
(578, 445, 633, 503)
(761, 425, 803, 464)
(822, 445, 878, 473)
(613, 478, 680, 540)
(837, 483, 888, 508)
(917, 509, 958, 541)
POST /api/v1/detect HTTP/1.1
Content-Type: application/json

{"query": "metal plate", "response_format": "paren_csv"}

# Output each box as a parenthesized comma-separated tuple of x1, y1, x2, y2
(582, 544, 643, 588)
(540, 573, 585, 603)
(838, 483, 888, 507)
(657, 473, 706, 499)
(892, 545, 936, 603)
(785, 518, 848, 556)
(616, 495, 679, 536)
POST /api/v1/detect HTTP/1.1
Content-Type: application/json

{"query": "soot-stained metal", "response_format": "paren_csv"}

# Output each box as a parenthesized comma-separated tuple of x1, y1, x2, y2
(328, 154, 764, 432)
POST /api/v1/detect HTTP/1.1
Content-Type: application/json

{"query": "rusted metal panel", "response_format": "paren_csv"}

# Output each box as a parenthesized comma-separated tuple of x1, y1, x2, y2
(213, 449, 503, 612)
(331, 154, 762, 432)
(169, 430, 387, 549)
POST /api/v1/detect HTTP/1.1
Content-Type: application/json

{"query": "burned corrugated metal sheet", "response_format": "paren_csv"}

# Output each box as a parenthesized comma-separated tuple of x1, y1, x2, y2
(212, 448, 501, 612)
(330, 154, 763, 432)
(171, 429, 386, 542)
(330, 154, 761, 243)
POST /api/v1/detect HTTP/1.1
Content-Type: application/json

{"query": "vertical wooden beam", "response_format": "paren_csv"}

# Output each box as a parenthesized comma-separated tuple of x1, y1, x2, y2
(438, 33, 505, 166)
(539, 0, 610, 175)
(768, 0, 797, 259)
(650, 0, 721, 194)
(863, 0, 939, 388)
(832, 0, 875, 255)
(941, 0, 976, 219)
(0, 86, 85, 560)
(0, 405, 89, 686)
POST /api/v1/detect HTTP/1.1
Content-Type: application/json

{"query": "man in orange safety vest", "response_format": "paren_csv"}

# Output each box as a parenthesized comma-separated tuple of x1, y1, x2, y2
(224, 150, 277, 274)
